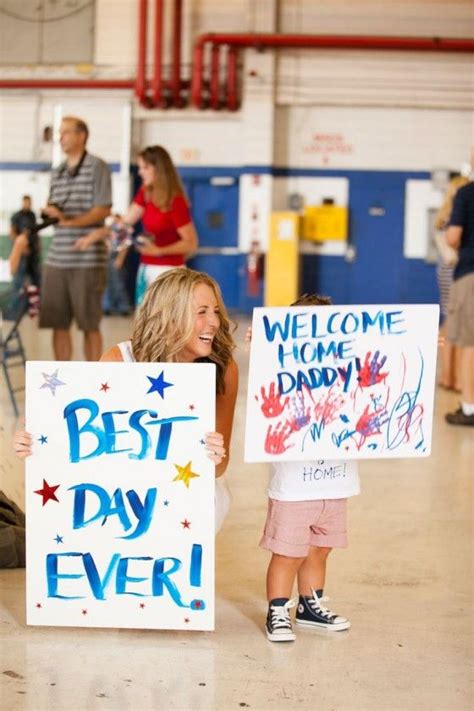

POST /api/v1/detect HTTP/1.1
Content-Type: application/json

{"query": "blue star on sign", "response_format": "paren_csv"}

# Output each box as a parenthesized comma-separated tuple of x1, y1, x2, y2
(38, 435, 48, 444)
(54, 534, 63, 544)
(146, 371, 173, 398)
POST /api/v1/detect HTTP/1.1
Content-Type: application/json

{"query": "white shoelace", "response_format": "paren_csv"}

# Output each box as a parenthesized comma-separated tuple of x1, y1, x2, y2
(269, 598, 296, 628)
(307, 592, 336, 619)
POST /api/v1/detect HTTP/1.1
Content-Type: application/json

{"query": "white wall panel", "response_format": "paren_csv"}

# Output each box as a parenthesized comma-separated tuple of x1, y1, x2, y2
(0, 93, 131, 164)
(139, 114, 243, 166)
(276, 51, 473, 110)
(0, 97, 39, 162)
(279, 0, 474, 38)
(94, 0, 137, 71)
(275, 106, 474, 171)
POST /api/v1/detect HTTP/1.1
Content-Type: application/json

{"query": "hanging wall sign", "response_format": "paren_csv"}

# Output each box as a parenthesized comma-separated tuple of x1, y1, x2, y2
(25, 361, 215, 631)
(245, 304, 439, 462)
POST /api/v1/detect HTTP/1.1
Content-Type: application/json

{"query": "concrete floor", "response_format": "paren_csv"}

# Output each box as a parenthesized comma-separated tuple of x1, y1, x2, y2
(0, 314, 472, 711)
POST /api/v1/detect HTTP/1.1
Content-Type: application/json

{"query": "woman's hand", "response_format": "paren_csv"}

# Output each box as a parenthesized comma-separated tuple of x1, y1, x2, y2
(12, 430, 33, 459)
(204, 431, 226, 467)
(136, 242, 161, 257)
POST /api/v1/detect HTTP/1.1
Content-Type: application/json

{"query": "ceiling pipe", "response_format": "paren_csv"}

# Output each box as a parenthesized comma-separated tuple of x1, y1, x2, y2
(171, 0, 183, 107)
(0, 79, 135, 90)
(191, 33, 474, 110)
(226, 47, 238, 112)
(135, 0, 148, 106)
(209, 44, 221, 110)
(151, 0, 164, 107)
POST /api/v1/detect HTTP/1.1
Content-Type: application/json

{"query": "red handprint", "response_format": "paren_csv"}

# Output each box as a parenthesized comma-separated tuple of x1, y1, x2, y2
(257, 382, 290, 418)
(313, 387, 345, 424)
(264, 421, 294, 455)
(356, 351, 389, 388)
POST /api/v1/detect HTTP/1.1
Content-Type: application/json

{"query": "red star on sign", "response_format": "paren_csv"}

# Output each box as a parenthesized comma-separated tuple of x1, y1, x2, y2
(184, 617, 190, 624)
(189, 404, 195, 411)
(36, 603, 42, 609)
(82, 609, 88, 615)
(181, 519, 191, 529)
(100, 382, 110, 392)
(34, 479, 60, 506)
(139, 603, 146, 609)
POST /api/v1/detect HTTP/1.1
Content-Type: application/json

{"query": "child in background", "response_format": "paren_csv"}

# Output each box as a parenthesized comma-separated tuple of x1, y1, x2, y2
(102, 215, 133, 315)
(255, 294, 360, 642)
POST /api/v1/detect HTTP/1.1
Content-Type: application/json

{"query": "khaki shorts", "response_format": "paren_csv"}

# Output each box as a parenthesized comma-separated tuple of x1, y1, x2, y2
(259, 498, 348, 557)
(39, 265, 106, 332)
(446, 272, 474, 347)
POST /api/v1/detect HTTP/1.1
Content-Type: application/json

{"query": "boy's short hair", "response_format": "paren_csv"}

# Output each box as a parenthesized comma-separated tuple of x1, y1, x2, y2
(291, 293, 332, 307)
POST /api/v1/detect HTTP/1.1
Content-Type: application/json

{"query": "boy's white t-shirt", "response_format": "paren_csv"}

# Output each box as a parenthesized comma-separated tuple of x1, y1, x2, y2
(268, 459, 360, 501)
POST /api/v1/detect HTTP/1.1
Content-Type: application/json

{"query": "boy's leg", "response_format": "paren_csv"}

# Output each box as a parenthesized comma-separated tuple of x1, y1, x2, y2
(267, 552, 305, 601)
(295, 500, 350, 632)
(265, 553, 304, 642)
(260, 498, 315, 643)
(295, 547, 350, 631)
(297, 545, 332, 596)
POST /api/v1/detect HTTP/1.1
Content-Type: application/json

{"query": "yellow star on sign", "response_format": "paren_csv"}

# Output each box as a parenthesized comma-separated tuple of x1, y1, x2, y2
(173, 461, 200, 488)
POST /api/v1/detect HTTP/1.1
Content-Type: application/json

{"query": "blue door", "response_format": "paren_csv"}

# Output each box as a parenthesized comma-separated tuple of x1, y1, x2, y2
(346, 177, 405, 304)
(190, 180, 239, 247)
(185, 177, 241, 308)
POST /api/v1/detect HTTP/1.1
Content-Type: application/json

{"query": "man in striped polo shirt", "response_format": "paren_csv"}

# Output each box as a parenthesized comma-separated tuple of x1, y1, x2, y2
(39, 116, 112, 361)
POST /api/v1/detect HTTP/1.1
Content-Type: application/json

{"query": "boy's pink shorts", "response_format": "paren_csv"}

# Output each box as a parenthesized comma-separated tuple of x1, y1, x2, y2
(259, 498, 348, 557)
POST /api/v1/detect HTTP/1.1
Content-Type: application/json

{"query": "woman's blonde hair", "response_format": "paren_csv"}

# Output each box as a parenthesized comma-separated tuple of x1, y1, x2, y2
(138, 145, 187, 210)
(131, 269, 236, 393)
(435, 175, 470, 230)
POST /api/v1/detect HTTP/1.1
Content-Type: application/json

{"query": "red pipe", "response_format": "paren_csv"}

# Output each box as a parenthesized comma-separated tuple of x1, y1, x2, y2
(136, 0, 148, 106)
(194, 33, 474, 52)
(151, 0, 164, 107)
(191, 42, 205, 109)
(192, 33, 474, 109)
(171, 0, 183, 107)
(0, 79, 135, 90)
(210, 44, 221, 110)
(226, 47, 238, 111)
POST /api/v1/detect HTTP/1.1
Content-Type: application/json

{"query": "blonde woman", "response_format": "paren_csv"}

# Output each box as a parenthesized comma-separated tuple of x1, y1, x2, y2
(434, 175, 469, 390)
(122, 145, 199, 305)
(13, 269, 238, 533)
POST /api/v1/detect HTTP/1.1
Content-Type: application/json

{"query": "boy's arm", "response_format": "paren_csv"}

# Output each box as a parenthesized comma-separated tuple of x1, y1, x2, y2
(113, 247, 129, 269)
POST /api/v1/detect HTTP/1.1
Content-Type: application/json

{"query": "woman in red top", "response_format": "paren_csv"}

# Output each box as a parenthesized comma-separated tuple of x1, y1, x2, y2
(123, 145, 198, 305)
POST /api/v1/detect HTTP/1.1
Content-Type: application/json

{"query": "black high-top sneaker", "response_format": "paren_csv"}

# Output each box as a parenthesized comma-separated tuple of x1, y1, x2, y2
(295, 589, 350, 631)
(265, 598, 296, 642)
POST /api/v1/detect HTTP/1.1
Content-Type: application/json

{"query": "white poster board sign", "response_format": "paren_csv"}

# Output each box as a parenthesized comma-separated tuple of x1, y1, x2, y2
(245, 304, 439, 462)
(25, 361, 215, 631)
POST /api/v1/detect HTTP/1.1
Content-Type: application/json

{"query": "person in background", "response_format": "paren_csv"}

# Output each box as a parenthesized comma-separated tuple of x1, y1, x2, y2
(10, 195, 37, 239)
(4, 196, 41, 321)
(433, 175, 469, 391)
(444, 176, 474, 426)
(13, 268, 239, 533)
(39, 116, 111, 361)
(120, 145, 199, 306)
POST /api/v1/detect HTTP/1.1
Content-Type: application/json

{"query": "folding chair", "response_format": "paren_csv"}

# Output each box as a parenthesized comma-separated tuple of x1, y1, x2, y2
(0, 286, 27, 417)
